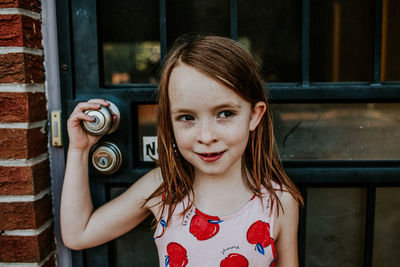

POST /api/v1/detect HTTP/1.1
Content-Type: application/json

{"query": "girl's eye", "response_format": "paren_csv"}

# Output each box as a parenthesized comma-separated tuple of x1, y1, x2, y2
(177, 115, 194, 122)
(219, 110, 235, 118)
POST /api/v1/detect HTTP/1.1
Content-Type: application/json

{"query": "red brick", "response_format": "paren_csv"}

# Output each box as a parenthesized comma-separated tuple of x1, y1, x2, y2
(0, 159, 50, 195)
(0, 92, 47, 122)
(0, 226, 55, 262)
(0, 194, 52, 230)
(0, 0, 41, 13)
(0, 127, 47, 159)
(21, 16, 42, 48)
(0, 15, 42, 48)
(0, 53, 44, 83)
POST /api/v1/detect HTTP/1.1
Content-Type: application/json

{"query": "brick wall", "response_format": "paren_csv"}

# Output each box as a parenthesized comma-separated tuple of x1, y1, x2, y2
(0, 0, 55, 266)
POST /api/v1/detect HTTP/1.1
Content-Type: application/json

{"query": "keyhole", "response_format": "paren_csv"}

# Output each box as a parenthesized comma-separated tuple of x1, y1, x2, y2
(91, 116, 99, 126)
(98, 156, 109, 167)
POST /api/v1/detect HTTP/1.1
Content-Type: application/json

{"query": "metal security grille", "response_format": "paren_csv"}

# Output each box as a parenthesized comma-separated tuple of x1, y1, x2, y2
(56, 0, 400, 266)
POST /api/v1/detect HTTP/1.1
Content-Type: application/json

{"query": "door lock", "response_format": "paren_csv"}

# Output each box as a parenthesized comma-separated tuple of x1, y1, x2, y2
(91, 142, 122, 175)
(82, 102, 120, 136)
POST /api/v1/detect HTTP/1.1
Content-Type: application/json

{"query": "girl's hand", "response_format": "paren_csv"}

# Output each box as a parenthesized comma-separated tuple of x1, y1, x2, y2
(66, 99, 111, 152)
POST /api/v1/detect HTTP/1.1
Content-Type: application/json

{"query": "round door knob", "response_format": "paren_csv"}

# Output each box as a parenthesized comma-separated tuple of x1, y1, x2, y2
(82, 102, 120, 136)
(91, 142, 122, 175)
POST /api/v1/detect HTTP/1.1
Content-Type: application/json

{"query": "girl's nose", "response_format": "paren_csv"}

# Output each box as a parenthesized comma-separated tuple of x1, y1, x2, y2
(197, 123, 217, 145)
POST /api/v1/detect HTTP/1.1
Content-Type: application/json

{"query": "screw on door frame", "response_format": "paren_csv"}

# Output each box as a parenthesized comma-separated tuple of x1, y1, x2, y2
(61, 64, 69, 71)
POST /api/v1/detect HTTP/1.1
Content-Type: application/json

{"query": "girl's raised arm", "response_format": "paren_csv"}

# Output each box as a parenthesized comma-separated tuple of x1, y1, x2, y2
(60, 99, 162, 250)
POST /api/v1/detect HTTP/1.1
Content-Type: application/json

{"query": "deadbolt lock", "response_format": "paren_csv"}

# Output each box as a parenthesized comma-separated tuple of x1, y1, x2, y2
(91, 142, 122, 175)
(82, 102, 120, 136)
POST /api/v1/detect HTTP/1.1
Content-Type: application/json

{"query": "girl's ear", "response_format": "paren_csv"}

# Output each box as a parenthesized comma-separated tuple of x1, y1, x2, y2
(249, 101, 267, 131)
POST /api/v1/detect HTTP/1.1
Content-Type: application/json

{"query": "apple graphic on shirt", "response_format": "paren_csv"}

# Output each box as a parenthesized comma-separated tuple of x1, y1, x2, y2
(165, 242, 188, 267)
(220, 253, 249, 267)
(189, 208, 223, 240)
(246, 220, 272, 255)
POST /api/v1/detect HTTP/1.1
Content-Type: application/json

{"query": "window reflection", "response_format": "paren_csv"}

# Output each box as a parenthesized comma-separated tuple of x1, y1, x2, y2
(166, 0, 230, 48)
(137, 105, 158, 162)
(305, 188, 366, 266)
(103, 42, 160, 84)
(238, 0, 301, 82)
(99, 0, 160, 85)
(310, 0, 374, 82)
(373, 187, 400, 266)
(381, 0, 400, 81)
(272, 103, 400, 160)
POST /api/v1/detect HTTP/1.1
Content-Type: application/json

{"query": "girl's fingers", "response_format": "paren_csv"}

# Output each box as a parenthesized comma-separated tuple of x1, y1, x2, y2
(68, 111, 95, 127)
(75, 112, 95, 122)
(87, 99, 109, 106)
(69, 99, 112, 127)
(72, 102, 102, 114)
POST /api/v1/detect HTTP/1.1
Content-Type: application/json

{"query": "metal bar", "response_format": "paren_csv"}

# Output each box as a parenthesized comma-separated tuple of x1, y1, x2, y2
(283, 159, 400, 184)
(230, 0, 238, 41)
(56, 0, 74, 101)
(96, 163, 400, 184)
(363, 184, 376, 267)
(287, 169, 400, 184)
(98, 82, 400, 102)
(373, 0, 383, 83)
(71, 0, 100, 93)
(301, 0, 310, 84)
(267, 83, 400, 102)
(159, 0, 167, 59)
(284, 159, 400, 167)
(298, 186, 307, 267)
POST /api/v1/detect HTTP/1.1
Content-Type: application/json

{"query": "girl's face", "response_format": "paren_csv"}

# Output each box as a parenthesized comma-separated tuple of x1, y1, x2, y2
(168, 63, 266, 177)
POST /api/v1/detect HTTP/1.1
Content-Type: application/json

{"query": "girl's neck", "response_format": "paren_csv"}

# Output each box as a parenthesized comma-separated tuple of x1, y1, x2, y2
(193, 160, 245, 192)
(191, 164, 254, 216)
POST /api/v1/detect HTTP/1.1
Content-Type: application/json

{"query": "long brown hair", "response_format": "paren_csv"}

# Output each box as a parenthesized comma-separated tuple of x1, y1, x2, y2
(146, 35, 303, 225)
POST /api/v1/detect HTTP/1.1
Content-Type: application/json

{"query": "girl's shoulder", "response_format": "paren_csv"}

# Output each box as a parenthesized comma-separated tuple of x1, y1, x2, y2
(271, 182, 299, 240)
(266, 181, 298, 214)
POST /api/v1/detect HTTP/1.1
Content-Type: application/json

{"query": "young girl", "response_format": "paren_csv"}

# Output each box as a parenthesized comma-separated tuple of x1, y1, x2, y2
(61, 35, 303, 267)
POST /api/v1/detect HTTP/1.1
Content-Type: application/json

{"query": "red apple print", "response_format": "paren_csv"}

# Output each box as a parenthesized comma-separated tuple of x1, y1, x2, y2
(220, 253, 249, 267)
(189, 208, 223, 240)
(246, 220, 272, 255)
(166, 242, 188, 267)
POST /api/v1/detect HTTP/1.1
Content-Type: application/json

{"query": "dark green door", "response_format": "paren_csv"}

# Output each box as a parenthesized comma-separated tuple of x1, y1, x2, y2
(57, 0, 400, 266)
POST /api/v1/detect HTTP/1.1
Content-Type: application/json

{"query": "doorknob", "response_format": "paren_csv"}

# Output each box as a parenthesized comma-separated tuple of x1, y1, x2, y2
(91, 142, 122, 175)
(82, 101, 120, 136)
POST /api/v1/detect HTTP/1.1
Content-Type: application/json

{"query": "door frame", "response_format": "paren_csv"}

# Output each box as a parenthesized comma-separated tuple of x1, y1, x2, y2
(43, 0, 72, 266)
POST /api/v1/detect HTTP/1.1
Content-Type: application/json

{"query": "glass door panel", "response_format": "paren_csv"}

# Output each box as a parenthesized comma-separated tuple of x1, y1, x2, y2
(310, 0, 374, 82)
(99, 0, 161, 85)
(381, 0, 400, 81)
(305, 187, 367, 266)
(238, 0, 302, 82)
(166, 0, 230, 47)
(272, 103, 400, 160)
(109, 187, 158, 267)
(372, 187, 400, 266)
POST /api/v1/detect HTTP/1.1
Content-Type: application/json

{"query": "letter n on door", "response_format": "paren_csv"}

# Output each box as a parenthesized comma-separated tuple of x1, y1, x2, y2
(143, 136, 158, 161)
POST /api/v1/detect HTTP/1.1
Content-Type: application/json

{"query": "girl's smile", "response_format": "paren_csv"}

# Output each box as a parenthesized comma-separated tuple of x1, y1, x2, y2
(168, 63, 265, 178)
(196, 151, 226, 162)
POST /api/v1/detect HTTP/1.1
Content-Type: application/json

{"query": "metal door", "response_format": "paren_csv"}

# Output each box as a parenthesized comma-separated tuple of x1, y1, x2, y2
(56, 0, 400, 266)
